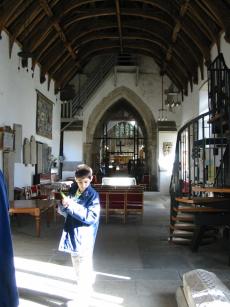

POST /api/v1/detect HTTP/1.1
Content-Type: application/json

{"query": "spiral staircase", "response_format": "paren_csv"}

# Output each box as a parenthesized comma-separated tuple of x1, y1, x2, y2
(169, 53, 230, 246)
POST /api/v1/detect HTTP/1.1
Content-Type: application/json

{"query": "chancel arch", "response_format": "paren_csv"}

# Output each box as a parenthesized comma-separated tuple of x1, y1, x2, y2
(84, 86, 158, 190)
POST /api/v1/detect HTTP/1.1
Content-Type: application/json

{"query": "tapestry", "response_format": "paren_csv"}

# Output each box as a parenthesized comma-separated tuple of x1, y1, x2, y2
(36, 90, 53, 139)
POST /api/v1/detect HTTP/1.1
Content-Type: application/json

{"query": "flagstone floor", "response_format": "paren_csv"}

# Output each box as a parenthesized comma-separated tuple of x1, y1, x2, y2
(11, 192, 230, 307)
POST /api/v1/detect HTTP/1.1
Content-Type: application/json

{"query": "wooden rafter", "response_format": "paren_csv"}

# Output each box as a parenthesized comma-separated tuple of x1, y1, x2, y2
(115, 0, 123, 53)
(201, 0, 230, 42)
(162, 0, 190, 74)
(0, 0, 24, 35)
(1, 0, 228, 95)
(38, 0, 77, 61)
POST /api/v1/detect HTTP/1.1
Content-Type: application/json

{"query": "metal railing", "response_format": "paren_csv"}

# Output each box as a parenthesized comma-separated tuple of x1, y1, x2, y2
(61, 55, 117, 119)
(170, 111, 229, 199)
(61, 54, 139, 120)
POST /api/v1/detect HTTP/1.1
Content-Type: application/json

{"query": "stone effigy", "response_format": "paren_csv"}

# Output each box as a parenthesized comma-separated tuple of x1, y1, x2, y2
(177, 269, 230, 307)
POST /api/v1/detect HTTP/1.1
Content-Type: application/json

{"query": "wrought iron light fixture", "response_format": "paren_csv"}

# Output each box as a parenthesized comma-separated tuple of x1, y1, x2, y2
(17, 0, 33, 71)
(165, 83, 181, 111)
(17, 50, 32, 68)
(158, 75, 167, 121)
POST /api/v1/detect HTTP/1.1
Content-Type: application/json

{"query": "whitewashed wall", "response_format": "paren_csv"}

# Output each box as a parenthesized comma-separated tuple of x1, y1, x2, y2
(158, 131, 177, 194)
(0, 31, 61, 187)
(62, 130, 83, 180)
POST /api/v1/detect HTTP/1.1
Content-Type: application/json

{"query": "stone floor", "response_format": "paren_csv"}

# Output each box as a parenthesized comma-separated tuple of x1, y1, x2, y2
(11, 192, 230, 307)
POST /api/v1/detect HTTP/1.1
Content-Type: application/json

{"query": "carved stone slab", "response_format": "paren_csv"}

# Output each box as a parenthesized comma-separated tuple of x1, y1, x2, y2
(30, 136, 36, 165)
(3, 151, 15, 201)
(13, 124, 22, 163)
(23, 138, 30, 165)
(183, 269, 230, 306)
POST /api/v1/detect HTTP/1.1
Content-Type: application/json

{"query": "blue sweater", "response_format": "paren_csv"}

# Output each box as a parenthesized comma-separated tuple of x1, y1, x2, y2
(0, 170, 19, 307)
(58, 184, 100, 255)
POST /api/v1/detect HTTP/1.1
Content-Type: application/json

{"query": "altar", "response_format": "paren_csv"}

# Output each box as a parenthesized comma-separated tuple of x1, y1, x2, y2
(102, 177, 136, 186)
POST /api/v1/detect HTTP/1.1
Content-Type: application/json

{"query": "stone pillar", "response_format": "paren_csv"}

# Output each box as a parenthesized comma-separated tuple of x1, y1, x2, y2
(83, 143, 92, 166)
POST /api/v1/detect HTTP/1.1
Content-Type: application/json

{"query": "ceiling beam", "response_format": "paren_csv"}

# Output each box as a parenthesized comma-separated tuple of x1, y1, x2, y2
(72, 32, 196, 77)
(67, 19, 202, 74)
(63, 8, 173, 29)
(162, 0, 189, 74)
(189, 2, 219, 44)
(201, 0, 230, 43)
(0, 0, 24, 36)
(8, 1, 39, 57)
(35, 0, 83, 87)
(115, 0, 123, 53)
(38, 45, 67, 74)
(62, 7, 210, 64)
(76, 43, 188, 89)
(38, 0, 77, 64)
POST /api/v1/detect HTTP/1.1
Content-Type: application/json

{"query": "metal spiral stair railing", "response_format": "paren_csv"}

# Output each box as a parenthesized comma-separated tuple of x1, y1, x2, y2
(169, 111, 229, 245)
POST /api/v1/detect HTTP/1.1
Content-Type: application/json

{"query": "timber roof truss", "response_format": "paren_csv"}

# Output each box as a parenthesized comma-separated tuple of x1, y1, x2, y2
(1, 0, 230, 95)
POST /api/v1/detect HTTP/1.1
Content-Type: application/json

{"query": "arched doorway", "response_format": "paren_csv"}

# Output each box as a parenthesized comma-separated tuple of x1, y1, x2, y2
(84, 86, 158, 190)
(94, 99, 146, 179)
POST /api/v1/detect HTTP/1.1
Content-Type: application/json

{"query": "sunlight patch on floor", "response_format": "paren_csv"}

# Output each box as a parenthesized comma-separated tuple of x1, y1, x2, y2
(15, 257, 126, 307)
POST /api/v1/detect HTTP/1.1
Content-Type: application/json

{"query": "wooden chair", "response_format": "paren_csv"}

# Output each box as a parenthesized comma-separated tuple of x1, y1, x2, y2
(99, 191, 108, 223)
(126, 191, 144, 219)
(108, 192, 126, 224)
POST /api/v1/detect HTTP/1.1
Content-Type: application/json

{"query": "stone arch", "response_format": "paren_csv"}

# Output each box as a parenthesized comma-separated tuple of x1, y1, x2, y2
(84, 86, 158, 190)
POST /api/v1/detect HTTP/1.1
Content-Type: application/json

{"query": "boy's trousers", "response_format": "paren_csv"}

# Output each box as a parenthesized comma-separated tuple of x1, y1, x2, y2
(71, 253, 94, 306)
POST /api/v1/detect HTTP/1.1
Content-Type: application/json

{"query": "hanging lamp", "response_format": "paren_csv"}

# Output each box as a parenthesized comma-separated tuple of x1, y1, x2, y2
(158, 75, 167, 121)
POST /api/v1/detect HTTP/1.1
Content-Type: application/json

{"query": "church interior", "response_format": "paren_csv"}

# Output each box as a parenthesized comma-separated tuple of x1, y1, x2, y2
(1, 1, 230, 306)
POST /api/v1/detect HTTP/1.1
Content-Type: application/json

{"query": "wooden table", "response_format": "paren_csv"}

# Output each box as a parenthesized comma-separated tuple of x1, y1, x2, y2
(9, 199, 56, 237)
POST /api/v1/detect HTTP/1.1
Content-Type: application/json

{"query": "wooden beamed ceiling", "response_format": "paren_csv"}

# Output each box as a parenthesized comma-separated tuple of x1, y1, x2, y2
(0, 0, 230, 95)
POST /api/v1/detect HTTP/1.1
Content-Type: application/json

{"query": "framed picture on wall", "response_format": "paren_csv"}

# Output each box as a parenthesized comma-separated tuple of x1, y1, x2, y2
(36, 90, 53, 139)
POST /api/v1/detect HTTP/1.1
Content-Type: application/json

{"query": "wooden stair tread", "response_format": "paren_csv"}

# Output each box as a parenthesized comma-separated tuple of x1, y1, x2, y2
(170, 237, 192, 244)
(170, 224, 195, 231)
(172, 215, 194, 222)
(175, 196, 230, 204)
(172, 231, 194, 238)
(192, 186, 230, 193)
(173, 228, 216, 236)
(171, 237, 216, 245)
(173, 206, 229, 212)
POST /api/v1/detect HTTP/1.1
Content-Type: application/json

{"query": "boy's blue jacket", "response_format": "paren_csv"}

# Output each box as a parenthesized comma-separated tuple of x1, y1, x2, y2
(58, 183, 100, 255)
(0, 170, 19, 307)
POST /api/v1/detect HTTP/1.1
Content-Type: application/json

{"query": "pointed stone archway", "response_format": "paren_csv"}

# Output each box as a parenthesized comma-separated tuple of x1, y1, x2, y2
(84, 86, 158, 190)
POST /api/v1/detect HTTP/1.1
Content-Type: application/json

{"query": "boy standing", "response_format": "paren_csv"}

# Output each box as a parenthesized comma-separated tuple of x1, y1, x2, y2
(58, 164, 100, 306)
